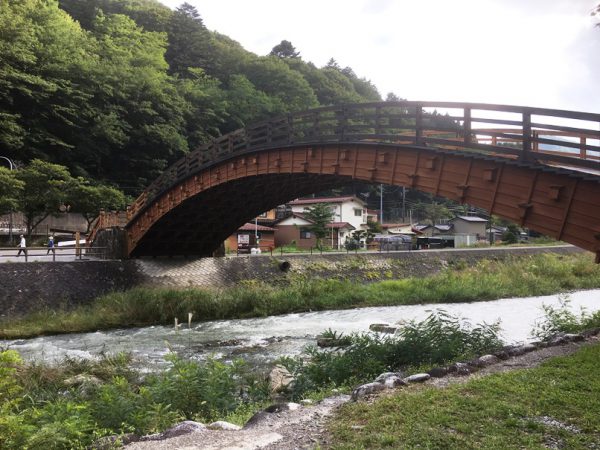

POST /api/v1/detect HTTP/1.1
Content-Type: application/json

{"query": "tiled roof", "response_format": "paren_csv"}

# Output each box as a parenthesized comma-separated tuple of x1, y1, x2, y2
(288, 196, 360, 205)
(382, 223, 411, 228)
(238, 223, 276, 232)
(452, 215, 488, 222)
(327, 222, 355, 230)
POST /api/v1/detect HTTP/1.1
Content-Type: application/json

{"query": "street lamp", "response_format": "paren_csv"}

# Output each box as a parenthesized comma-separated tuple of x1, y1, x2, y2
(0, 156, 15, 245)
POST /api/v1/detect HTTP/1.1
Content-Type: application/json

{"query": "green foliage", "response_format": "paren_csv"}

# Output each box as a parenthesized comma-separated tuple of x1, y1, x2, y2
(69, 180, 128, 231)
(2, 253, 600, 339)
(279, 311, 502, 398)
(12, 159, 127, 236)
(531, 295, 600, 340)
(15, 159, 76, 235)
(0, 167, 24, 215)
(1, 0, 383, 193)
(0, 347, 272, 449)
(303, 203, 334, 250)
(270, 40, 300, 58)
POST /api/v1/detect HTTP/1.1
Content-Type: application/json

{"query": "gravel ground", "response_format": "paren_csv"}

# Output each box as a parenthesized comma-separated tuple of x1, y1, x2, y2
(124, 337, 597, 450)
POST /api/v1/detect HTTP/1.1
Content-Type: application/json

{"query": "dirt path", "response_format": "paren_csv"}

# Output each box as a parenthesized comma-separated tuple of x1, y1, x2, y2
(124, 337, 597, 450)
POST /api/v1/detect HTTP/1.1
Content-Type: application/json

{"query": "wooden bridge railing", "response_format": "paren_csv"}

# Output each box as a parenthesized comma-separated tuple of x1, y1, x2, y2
(123, 101, 600, 224)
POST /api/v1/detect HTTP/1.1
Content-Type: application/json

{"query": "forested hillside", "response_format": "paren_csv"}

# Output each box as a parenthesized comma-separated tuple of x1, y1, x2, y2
(0, 0, 382, 194)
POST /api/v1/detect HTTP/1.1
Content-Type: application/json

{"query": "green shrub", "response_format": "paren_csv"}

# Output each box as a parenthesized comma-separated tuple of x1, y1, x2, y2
(280, 311, 503, 399)
(531, 296, 600, 341)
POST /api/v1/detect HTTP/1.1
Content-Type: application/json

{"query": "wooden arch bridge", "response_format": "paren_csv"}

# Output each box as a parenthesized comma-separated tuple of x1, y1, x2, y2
(90, 101, 600, 261)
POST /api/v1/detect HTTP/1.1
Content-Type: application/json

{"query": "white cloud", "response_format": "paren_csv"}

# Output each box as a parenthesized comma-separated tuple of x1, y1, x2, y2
(159, 0, 600, 113)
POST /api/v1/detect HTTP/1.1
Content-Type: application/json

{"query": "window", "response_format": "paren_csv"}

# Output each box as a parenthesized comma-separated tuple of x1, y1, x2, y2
(354, 208, 363, 217)
(258, 211, 268, 218)
(300, 229, 312, 239)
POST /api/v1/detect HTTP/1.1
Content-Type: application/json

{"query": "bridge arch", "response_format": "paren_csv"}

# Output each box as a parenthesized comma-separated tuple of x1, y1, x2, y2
(111, 102, 600, 259)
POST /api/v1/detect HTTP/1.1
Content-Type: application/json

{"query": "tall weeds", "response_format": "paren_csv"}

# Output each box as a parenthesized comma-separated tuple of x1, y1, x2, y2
(2, 253, 600, 339)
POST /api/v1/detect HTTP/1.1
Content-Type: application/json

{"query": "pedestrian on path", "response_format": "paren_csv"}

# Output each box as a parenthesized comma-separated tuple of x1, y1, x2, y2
(47, 234, 55, 255)
(17, 234, 26, 257)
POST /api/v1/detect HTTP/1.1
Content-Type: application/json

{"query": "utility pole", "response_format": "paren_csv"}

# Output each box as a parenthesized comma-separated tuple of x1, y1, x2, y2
(379, 184, 383, 225)
(402, 186, 406, 223)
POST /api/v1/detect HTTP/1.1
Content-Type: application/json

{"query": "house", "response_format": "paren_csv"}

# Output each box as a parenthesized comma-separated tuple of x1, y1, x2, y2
(274, 212, 355, 250)
(225, 222, 276, 253)
(288, 196, 368, 231)
(381, 223, 419, 235)
(449, 216, 488, 239)
(414, 223, 454, 237)
(284, 196, 368, 248)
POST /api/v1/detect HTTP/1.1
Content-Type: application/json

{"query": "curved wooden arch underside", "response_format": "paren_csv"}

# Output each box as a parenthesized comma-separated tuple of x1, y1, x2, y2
(127, 144, 600, 258)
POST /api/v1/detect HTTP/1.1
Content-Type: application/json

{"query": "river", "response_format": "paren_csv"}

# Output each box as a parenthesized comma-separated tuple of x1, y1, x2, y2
(2, 289, 599, 370)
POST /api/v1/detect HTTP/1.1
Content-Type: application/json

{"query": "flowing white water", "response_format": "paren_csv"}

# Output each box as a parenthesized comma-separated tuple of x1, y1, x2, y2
(3, 289, 599, 369)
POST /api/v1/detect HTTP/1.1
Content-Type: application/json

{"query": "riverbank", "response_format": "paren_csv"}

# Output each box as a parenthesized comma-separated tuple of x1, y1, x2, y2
(0, 245, 584, 317)
(1, 252, 599, 339)
(1, 289, 598, 449)
(326, 337, 600, 449)
(123, 337, 600, 450)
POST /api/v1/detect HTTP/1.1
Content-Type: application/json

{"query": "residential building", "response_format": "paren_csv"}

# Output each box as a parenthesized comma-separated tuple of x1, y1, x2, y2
(289, 196, 367, 229)
(274, 212, 355, 250)
(449, 216, 488, 239)
(225, 222, 276, 253)
(286, 196, 368, 249)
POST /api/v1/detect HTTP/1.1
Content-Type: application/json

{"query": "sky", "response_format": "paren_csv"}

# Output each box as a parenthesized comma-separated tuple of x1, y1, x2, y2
(158, 0, 600, 114)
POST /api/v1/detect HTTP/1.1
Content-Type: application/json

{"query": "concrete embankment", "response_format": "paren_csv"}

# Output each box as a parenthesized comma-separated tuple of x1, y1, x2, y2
(0, 245, 584, 317)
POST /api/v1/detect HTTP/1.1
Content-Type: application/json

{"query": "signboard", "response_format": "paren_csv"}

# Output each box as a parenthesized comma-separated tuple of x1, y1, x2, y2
(237, 234, 250, 245)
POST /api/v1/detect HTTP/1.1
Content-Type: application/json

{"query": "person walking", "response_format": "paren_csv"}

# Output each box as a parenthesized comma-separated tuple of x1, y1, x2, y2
(17, 234, 26, 257)
(47, 234, 55, 255)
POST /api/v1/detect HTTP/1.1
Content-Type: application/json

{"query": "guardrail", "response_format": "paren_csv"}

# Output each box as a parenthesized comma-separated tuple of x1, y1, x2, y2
(126, 101, 600, 224)
(233, 244, 414, 257)
(0, 246, 111, 262)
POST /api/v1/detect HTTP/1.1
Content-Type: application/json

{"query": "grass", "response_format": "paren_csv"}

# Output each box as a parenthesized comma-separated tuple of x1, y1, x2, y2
(2, 253, 600, 339)
(327, 342, 600, 449)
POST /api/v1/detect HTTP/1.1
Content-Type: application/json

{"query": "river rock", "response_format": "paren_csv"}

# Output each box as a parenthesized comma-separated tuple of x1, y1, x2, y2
(508, 343, 537, 356)
(91, 433, 139, 449)
(383, 375, 406, 388)
(317, 337, 351, 348)
(581, 327, 600, 338)
(351, 382, 386, 400)
(374, 371, 404, 383)
(493, 349, 510, 360)
(369, 323, 398, 333)
(244, 403, 302, 429)
(548, 333, 584, 346)
(404, 373, 430, 383)
(64, 374, 102, 387)
(428, 367, 449, 378)
(139, 421, 206, 441)
(208, 421, 241, 431)
(477, 354, 500, 366)
(448, 362, 471, 375)
(269, 365, 295, 393)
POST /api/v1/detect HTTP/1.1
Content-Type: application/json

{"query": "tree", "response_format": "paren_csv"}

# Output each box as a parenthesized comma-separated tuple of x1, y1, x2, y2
(165, 3, 213, 77)
(0, 167, 24, 215)
(15, 160, 77, 237)
(69, 181, 128, 232)
(270, 40, 300, 59)
(303, 203, 333, 250)
(242, 56, 318, 112)
(423, 202, 452, 225)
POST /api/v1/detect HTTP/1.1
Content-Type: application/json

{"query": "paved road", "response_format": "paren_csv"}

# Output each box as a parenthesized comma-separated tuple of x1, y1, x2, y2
(0, 248, 100, 263)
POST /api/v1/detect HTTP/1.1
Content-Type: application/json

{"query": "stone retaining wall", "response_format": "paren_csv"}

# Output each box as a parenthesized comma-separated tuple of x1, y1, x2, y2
(0, 245, 585, 316)
(136, 245, 584, 287)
